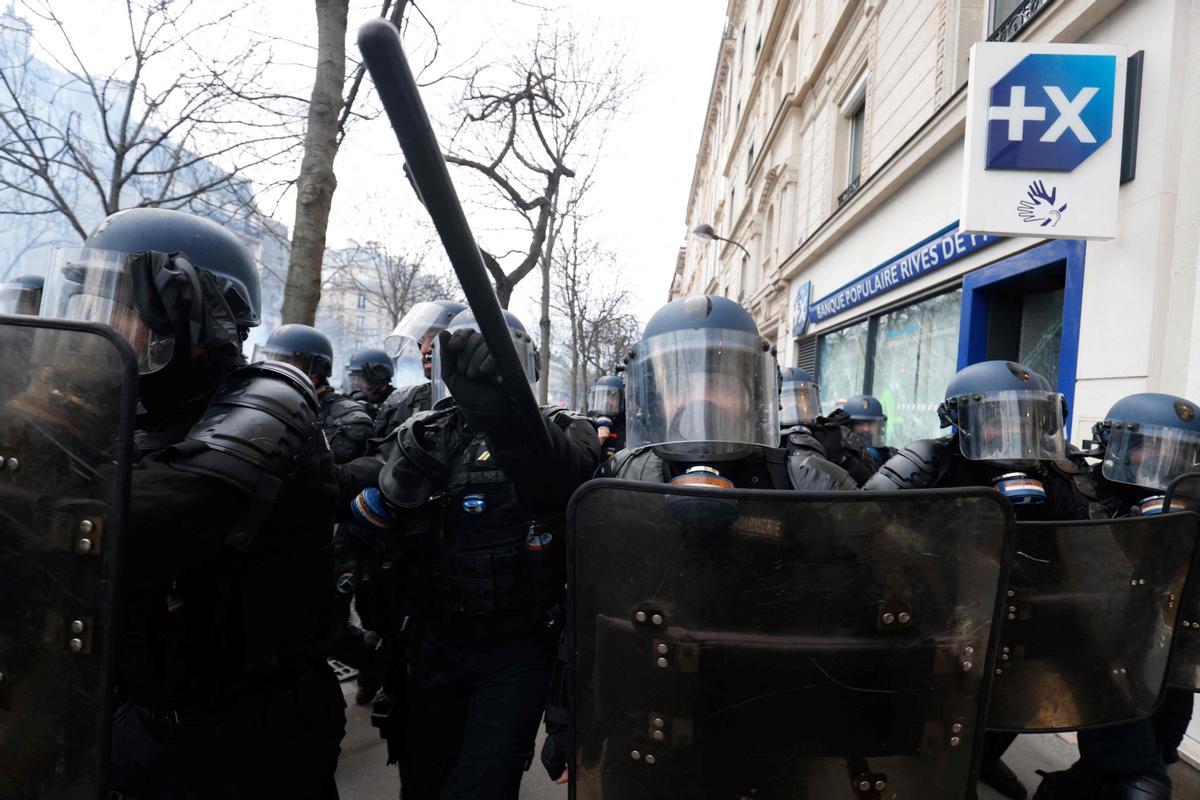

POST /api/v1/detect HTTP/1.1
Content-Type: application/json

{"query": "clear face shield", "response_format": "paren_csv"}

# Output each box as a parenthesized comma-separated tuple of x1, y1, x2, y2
(42, 248, 175, 374)
(955, 390, 1067, 462)
(251, 344, 331, 382)
(1102, 423, 1200, 492)
(589, 385, 622, 417)
(626, 328, 779, 459)
(0, 282, 42, 315)
(386, 301, 456, 361)
(429, 324, 539, 405)
(850, 417, 888, 448)
(780, 378, 820, 428)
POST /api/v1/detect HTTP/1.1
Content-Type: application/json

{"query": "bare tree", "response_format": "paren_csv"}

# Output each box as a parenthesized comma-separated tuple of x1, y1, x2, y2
(323, 238, 456, 328)
(0, 1, 301, 239)
(284, 0, 425, 326)
(552, 216, 639, 410)
(444, 23, 634, 309)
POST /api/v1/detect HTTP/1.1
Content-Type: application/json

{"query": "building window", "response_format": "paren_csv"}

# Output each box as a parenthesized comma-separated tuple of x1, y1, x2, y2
(356, 293, 366, 309)
(817, 319, 869, 416)
(747, 140, 755, 175)
(868, 289, 963, 445)
(815, 289, 963, 446)
(988, 0, 1054, 42)
(838, 72, 868, 206)
(355, 315, 365, 331)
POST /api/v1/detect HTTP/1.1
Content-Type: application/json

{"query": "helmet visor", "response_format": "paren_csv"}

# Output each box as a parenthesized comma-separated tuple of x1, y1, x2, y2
(385, 301, 457, 359)
(781, 379, 820, 427)
(851, 418, 888, 448)
(430, 325, 538, 405)
(0, 282, 41, 315)
(626, 328, 778, 456)
(1101, 422, 1200, 491)
(252, 343, 331, 378)
(42, 247, 174, 374)
(955, 390, 1066, 461)
(589, 385, 622, 417)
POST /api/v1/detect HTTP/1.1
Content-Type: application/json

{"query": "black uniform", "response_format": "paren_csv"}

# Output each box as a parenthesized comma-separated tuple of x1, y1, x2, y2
(110, 361, 345, 800)
(791, 408, 882, 486)
(371, 401, 599, 799)
(375, 381, 431, 442)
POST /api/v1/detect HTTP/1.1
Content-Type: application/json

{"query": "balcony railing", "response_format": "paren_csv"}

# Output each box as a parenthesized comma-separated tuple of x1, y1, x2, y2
(988, 0, 1055, 43)
(837, 174, 862, 208)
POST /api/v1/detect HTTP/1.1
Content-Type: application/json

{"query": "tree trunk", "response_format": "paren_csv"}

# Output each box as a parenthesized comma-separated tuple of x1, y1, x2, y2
(537, 206, 557, 405)
(281, 0, 348, 325)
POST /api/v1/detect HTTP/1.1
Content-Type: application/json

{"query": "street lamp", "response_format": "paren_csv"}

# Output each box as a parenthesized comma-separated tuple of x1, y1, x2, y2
(692, 223, 751, 261)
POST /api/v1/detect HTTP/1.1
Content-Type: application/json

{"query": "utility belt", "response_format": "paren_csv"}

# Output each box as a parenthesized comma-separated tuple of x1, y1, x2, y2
(130, 659, 333, 738)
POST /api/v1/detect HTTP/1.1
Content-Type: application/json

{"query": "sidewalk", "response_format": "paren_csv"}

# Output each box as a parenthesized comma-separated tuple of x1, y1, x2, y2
(334, 683, 1196, 799)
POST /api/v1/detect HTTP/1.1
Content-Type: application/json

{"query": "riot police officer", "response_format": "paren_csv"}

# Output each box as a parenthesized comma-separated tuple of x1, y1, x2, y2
(779, 366, 821, 432)
(587, 372, 625, 459)
(840, 393, 894, 464)
(0, 274, 44, 315)
(345, 346, 396, 410)
(256, 324, 375, 463)
(1033, 392, 1200, 800)
(601, 295, 856, 490)
(380, 299, 467, 435)
(43, 208, 344, 798)
(540, 295, 856, 784)
(351, 307, 600, 800)
(867, 360, 1092, 800)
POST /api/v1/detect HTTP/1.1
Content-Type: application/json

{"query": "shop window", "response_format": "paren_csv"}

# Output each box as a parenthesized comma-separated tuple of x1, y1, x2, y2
(870, 290, 963, 445)
(816, 319, 868, 415)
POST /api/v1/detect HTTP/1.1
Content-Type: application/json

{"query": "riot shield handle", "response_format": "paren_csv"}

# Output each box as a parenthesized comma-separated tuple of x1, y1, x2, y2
(357, 19, 550, 453)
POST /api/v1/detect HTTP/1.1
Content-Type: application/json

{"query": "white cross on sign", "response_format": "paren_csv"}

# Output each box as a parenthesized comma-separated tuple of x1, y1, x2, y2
(987, 86, 1046, 140)
(1040, 86, 1099, 143)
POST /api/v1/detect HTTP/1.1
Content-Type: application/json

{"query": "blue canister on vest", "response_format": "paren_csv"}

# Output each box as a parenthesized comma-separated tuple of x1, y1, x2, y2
(462, 494, 487, 514)
(992, 472, 1047, 506)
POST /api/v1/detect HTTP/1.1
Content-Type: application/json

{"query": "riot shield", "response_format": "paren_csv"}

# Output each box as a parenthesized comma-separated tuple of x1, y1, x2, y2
(1164, 472, 1200, 691)
(569, 480, 1014, 800)
(986, 513, 1200, 730)
(0, 316, 135, 799)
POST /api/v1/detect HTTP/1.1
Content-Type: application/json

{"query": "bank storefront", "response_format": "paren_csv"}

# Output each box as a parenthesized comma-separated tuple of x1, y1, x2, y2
(792, 216, 1085, 448)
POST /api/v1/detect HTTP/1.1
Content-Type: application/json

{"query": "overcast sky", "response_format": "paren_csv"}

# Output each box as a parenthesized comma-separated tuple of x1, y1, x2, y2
(18, 0, 727, 329)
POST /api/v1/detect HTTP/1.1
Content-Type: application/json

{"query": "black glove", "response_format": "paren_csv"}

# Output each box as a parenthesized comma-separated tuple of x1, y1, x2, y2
(541, 725, 569, 781)
(438, 328, 513, 431)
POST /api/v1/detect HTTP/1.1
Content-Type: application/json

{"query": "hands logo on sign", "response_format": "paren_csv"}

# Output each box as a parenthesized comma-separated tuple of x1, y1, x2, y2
(1017, 180, 1067, 227)
(986, 53, 1116, 171)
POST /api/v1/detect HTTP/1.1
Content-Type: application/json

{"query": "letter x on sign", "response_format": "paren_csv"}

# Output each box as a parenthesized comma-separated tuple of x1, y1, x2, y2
(985, 53, 1115, 171)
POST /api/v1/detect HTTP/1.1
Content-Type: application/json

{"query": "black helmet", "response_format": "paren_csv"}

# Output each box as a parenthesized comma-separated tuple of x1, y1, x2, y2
(939, 360, 1066, 462)
(1094, 392, 1200, 491)
(83, 208, 261, 327)
(0, 274, 44, 315)
(626, 295, 778, 459)
(344, 347, 395, 394)
(430, 308, 538, 405)
(780, 366, 820, 428)
(42, 208, 261, 374)
(253, 324, 334, 379)
(841, 394, 887, 447)
(589, 374, 625, 418)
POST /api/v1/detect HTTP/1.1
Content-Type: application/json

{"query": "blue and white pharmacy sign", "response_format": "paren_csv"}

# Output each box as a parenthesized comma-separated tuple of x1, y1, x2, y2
(961, 43, 1126, 240)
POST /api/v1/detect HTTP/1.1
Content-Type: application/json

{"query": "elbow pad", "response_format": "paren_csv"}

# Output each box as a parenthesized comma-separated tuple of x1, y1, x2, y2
(169, 361, 320, 496)
(863, 437, 953, 491)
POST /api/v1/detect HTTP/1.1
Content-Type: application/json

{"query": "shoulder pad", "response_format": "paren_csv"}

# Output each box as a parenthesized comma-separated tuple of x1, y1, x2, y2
(863, 436, 954, 491)
(327, 397, 373, 427)
(169, 361, 320, 492)
(788, 454, 858, 491)
(601, 446, 662, 481)
(542, 406, 588, 430)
